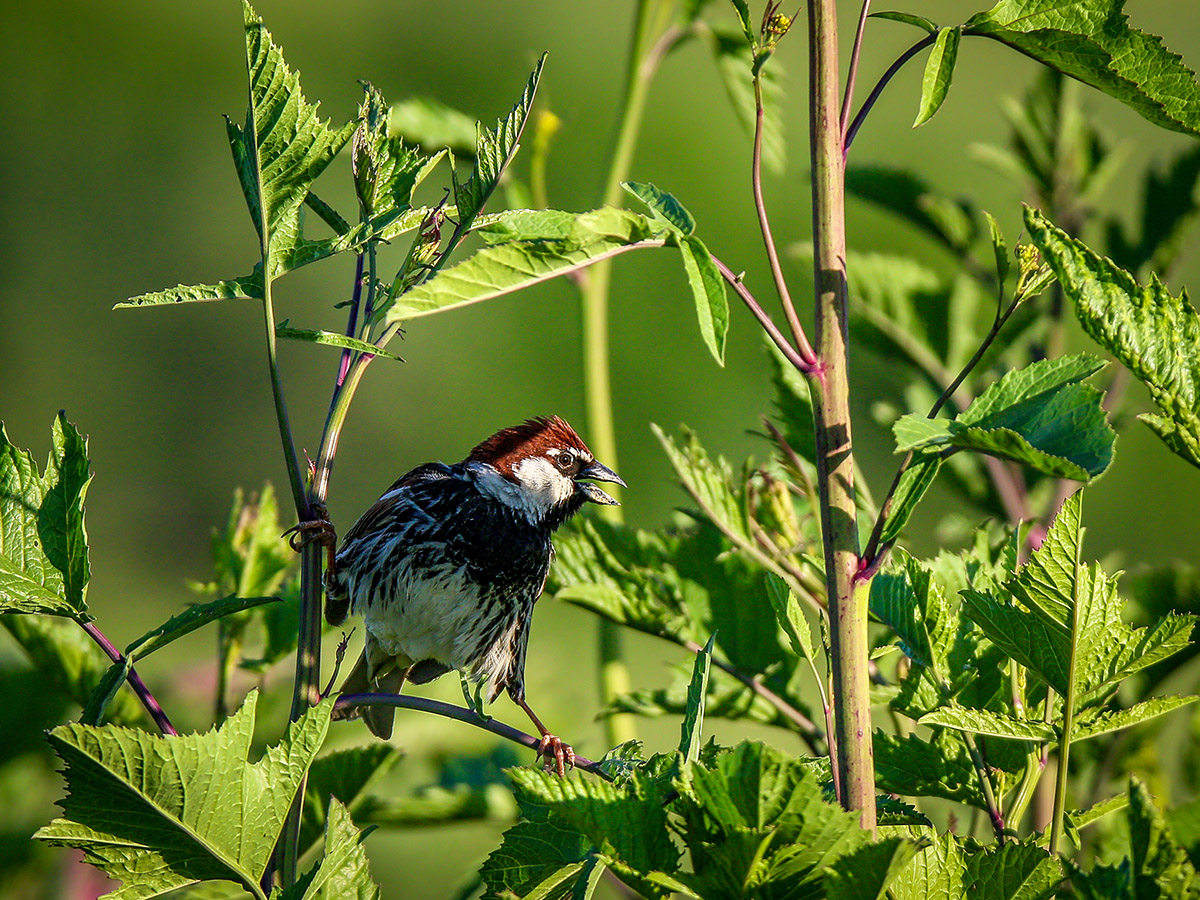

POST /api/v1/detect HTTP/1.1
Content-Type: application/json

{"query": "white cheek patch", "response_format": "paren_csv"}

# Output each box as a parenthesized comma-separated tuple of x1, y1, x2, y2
(512, 457, 576, 510)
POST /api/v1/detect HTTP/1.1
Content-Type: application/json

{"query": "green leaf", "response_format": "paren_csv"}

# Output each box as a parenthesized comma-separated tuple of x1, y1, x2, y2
(678, 234, 730, 366)
(824, 837, 922, 900)
(711, 30, 786, 174)
(388, 96, 479, 155)
(1026, 205, 1200, 470)
(679, 634, 714, 762)
(768, 339, 818, 463)
(283, 800, 379, 900)
(871, 11, 938, 34)
(476, 208, 581, 243)
(300, 744, 403, 854)
(453, 54, 546, 227)
(984, 210, 1010, 286)
(126, 594, 279, 662)
(653, 425, 751, 544)
(964, 1, 1200, 139)
(275, 321, 403, 361)
(766, 573, 819, 667)
(891, 834, 1062, 900)
(1072, 696, 1200, 741)
(35, 692, 333, 898)
(880, 456, 942, 546)
(729, 0, 755, 47)
(914, 27, 961, 127)
(675, 741, 870, 899)
(918, 706, 1056, 741)
(1072, 777, 1200, 900)
(893, 353, 1115, 480)
(79, 658, 131, 726)
(0, 413, 92, 619)
(351, 82, 428, 222)
(1, 615, 143, 725)
(622, 181, 696, 234)
(1168, 796, 1200, 870)
(874, 730, 986, 808)
(380, 207, 662, 323)
(228, 1, 354, 272)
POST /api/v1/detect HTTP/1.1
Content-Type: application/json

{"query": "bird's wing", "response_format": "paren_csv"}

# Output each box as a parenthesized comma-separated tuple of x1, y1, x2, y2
(339, 462, 455, 547)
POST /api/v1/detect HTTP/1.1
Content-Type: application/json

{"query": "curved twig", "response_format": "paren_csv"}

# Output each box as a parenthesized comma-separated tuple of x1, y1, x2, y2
(334, 693, 610, 780)
(80, 621, 177, 736)
(844, 34, 936, 151)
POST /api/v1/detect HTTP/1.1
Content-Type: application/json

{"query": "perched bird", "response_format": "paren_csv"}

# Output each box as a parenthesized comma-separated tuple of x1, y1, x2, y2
(295, 416, 624, 774)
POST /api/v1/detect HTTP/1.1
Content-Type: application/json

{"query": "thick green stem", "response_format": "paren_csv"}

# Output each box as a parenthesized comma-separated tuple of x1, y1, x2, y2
(808, 0, 875, 832)
(579, 0, 672, 747)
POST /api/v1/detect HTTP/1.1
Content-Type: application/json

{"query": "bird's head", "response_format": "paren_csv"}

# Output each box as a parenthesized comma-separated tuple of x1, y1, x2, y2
(466, 416, 626, 525)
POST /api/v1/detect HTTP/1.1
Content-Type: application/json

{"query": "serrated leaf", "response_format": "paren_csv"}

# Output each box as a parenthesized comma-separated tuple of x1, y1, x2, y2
(351, 82, 427, 222)
(1026, 205, 1200, 470)
(300, 744, 402, 854)
(622, 181, 696, 234)
(711, 30, 786, 174)
(653, 425, 751, 544)
(766, 573, 819, 666)
(678, 234, 729, 365)
(768, 339, 818, 463)
(1072, 696, 1199, 741)
(891, 834, 1062, 900)
(873, 730, 985, 808)
(964, 0, 1200, 139)
(454, 54, 546, 227)
(126, 594, 279, 662)
(35, 692, 334, 898)
(871, 11, 938, 34)
(893, 353, 1115, 480)
(1072, 777, 1200, 900)
(381, 206, 662, 323)
(0, 413, 92, 619)
(679, 634, 714, 762)
(282, 800, 379, 900)
(476, 208, 581, 243)
(275, 321, 403, 361)
(824, 837, 921, 900)
(914, 27, 961, 127)
(229, 1, 353, 271)
(919, 706, 1055, 741)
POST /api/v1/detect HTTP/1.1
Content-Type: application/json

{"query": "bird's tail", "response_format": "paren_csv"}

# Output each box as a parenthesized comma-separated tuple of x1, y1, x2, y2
(324, 564, 351, 626)
(332, 639, 408, 740)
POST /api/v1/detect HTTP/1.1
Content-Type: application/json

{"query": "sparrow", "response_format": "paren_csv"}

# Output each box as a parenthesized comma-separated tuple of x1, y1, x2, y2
(293, 416, 624, 774)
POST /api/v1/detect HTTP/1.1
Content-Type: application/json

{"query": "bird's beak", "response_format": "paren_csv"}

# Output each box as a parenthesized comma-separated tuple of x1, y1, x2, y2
(576, 460, 626, 506)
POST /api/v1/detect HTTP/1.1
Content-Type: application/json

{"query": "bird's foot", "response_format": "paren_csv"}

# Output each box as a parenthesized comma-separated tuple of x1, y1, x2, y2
(536, 733, 576, 778)
(284, 502, 336, 554)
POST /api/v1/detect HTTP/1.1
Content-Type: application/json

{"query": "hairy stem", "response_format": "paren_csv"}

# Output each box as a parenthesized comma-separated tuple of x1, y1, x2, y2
(335, 693, 608, 778)
(808, 0, 875, 832)
(80, 621, 177, 736)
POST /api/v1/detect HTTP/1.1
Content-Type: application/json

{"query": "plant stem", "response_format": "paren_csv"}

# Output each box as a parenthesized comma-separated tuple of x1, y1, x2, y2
(808, 0, 875, 832)
(752, 78, 816, 365)
(1049, 514, 1084, 854)
(79, 621, 177, 736)
(711, 256, 815, 374)
(579, 0, 674, 748)
(840, 0, 872, 135)
(334, 693, 609, 778)
(844, 34, 936, 151)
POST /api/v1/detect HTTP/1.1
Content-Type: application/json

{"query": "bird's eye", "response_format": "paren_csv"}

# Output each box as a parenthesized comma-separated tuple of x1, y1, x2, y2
(556, 451, 576, 472)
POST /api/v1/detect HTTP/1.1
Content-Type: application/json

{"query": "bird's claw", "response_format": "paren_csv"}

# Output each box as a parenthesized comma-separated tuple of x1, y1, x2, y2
(284, 502, 336, 553)
(536, 734, 575, 777)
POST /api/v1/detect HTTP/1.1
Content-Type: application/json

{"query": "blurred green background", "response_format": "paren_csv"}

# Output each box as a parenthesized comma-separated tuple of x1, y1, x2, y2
(2, 1, 1199, 896)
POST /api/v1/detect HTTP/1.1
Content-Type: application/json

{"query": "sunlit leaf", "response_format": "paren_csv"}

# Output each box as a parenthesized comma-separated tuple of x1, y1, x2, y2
(914, 27, 962, 127)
